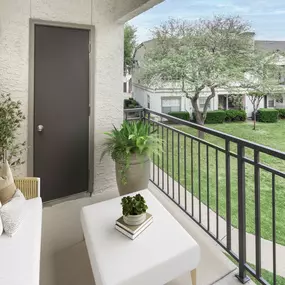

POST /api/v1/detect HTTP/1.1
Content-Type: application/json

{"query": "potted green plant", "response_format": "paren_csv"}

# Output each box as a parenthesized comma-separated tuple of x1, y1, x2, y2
(121, 194, 148, 226)
(0, 94, 26, 167)
(101, 120, 163, 195)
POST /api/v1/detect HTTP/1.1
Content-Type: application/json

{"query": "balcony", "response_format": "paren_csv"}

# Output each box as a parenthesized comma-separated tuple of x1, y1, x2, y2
(39, 108, 284, 285)
(124, 108, 285, 285)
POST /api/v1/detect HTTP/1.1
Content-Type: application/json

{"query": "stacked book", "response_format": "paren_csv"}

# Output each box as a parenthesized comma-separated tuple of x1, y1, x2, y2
(115, 213, 153, 240)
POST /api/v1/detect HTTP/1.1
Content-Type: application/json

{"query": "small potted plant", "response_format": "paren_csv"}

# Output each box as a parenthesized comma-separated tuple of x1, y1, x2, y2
(121, 194, 148, 226)
(101, 120, 163, 195)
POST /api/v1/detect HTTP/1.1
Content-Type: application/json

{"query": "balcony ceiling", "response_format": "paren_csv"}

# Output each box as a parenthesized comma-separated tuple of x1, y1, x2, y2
(114, 0, 164, 23)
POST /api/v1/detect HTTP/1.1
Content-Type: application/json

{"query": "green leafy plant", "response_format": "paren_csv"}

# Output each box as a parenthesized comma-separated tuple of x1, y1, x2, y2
(277, 108, 285, 119)
(225, 110, 247, 122)
(121, 194, 148, 216)
(0, 94, 26, 167)
(204, 111, 226, 124)
(168, 111, 190, 121)
(101, 120, 163, 184)
(256, 108, 278, 123)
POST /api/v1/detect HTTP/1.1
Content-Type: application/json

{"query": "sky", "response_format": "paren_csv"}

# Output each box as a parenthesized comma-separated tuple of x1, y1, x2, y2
(129, 0, 285, 43)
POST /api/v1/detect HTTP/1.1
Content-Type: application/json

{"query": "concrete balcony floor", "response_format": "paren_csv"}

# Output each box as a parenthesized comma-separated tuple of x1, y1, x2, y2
(40, 183, 255, 285)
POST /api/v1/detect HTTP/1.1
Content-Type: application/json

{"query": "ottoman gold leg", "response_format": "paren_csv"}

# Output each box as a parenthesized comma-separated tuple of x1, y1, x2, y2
(190, 269, 197, 285)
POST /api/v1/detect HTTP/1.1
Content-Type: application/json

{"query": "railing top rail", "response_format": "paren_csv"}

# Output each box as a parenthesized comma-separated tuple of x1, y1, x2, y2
(124, 108, 144, 113)
(143, 108, 285, 160)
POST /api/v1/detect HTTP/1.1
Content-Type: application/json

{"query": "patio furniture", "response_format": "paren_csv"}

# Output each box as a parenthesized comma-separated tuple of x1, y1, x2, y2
(0, 177, 42, 285)
(81, 189, 200, 285)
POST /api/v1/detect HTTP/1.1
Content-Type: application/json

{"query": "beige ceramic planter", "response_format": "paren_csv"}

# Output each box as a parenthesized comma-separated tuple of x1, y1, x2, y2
(123, 213, 146, 226)
(116, 154, 150, 196)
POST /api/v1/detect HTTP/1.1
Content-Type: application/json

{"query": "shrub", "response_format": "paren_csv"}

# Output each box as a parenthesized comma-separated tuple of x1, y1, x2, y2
(256, 109, 278, 123)
(168, 111, 190, 121)
(121, 194, 148, 216)
(204, 111, 226, 124)
(277, 109, 285, 119)
(225, 109, 247, 122)
(124, 98, 141, 109)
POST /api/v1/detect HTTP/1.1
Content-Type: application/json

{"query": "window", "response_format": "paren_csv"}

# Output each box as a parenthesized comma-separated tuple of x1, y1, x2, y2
(276, 97, 284, 104)
(147, 95, 150, 109)
(279, 66, 285, 85)
(218, 95, 226, 109)
(161, 97, 181, 113)
(123, 82, 127, 93)
(268, 100, 275, 108)
(199, 97, 210, 110)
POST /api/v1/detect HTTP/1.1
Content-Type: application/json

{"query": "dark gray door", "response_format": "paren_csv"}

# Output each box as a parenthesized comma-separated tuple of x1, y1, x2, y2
(34, 25, 90, 202)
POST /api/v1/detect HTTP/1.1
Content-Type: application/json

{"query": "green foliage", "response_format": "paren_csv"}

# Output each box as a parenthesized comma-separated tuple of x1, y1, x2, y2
(225, 110, 247, 122)
(121, 194, 148, 216)
(124, 98, 141, 109)
(277, 109, 285, 119)
(101, 120, 163, 184)
(141, 16, 253, 126)
(168, 111, 190, 121)
(0, 94, 26, 167)
(124, 24, 137, 70)
(256, 108, 278, 123)
(205, 111, 226, 124)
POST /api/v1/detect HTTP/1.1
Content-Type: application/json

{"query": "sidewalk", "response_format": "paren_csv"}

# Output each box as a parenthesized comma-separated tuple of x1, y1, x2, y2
(151, 164, 285, 278)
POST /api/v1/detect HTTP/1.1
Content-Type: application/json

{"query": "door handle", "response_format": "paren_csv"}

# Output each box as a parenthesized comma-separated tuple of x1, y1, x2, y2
(37, 125, 44, 132)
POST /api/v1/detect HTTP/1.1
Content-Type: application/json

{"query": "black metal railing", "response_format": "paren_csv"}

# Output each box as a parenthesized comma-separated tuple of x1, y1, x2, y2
(124, 108, 285, 285)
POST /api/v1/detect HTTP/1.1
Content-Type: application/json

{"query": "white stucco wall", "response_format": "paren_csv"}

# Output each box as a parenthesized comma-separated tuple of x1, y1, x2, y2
(245, 96, 265, 117)
(0, 0, 128, 196)
(133, 82, 268, 118)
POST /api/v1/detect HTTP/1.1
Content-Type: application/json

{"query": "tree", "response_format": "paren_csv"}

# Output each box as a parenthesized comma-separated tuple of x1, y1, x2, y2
(124, 24, 137, 71)
(232, 51, 283, 130)
(0, 93, 26, 167)
(141, 16, 253, 137)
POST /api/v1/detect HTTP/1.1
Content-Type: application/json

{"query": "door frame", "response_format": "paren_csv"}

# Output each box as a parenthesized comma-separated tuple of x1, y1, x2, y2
(28, 19, 95, 195)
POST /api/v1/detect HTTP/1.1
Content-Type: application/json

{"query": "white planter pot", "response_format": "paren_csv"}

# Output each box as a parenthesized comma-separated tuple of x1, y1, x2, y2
(123, 213, 146, 226)
(116, 155, 150, 196)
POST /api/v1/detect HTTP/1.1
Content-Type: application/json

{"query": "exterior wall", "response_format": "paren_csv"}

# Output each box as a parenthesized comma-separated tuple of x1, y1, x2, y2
(245, 96, 265, 117)
(0, 0, 126, 195)
(133, 83, 258, 117)
(133, 82, 271, 118)
(267, 95, 285, 109)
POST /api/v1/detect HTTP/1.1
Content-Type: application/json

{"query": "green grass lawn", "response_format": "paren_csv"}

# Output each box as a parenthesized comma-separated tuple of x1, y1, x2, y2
(224, 253, 285, 285)
(154, 120, 285, 245)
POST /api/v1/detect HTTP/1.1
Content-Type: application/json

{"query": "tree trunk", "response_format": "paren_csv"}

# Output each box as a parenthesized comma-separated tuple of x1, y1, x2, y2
(191, 98, 205, 138)
(194, 111, 205, 139)
(253, 111, 257, 130)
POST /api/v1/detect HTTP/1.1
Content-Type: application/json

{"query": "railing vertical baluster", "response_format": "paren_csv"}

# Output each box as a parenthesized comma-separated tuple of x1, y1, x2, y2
(216, 149, 219, 239)
(172, 130, 175, 200)
(225, 140, 232, 250)
(236, 144, 250, 283)
(198, 142, 201, 223)
(178, 134, 181, 205)
(152, 121, 155, 183)
(272, 173, 276, 285)
(184, 136, 187, 212)
(157, 126, 160, 187)
(162, 126, 165, 191)
(147, 112, 151, 180)
(167, 128, 169, 195)
(191, 139, 194, 217)
(207, 145, 210, 231)
(122, 108, 285, 285)
(254, 150, 261, 279)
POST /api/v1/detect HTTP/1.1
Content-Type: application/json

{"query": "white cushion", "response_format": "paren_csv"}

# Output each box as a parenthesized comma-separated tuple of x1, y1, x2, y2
(0, 197, 42, 285)
(0, 190, 26, 237)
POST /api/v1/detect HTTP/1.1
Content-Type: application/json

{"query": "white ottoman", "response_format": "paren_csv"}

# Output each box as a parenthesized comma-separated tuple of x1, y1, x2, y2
(81, 189, 200, 285)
